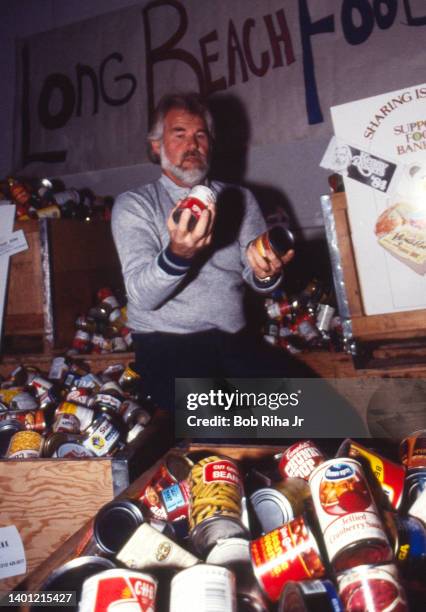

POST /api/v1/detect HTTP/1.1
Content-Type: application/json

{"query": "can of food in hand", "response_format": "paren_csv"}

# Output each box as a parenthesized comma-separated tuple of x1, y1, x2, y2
(254, 226, 295, 258)
(337, 439, 405, 510)
(250, 515, 326, 602)
(309, 458, 393, 572)
(400, 430, 426, 468)
(278, 440, 325, 481)
(170, 564, 236, 612)
(6, 430, 43, 458)
(278, 579, 343, 612)
(79, 568, 157, 612)
(189, 455, 248, 556)
(172, 185, 216, 230)
(336, 563, 408, 611)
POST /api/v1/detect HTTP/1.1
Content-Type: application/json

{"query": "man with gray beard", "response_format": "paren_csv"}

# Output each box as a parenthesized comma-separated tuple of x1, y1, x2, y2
(112, 92, 311, 411)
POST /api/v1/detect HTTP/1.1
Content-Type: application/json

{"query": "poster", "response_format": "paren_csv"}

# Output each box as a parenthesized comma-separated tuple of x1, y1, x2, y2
(327, 82, 426, 316)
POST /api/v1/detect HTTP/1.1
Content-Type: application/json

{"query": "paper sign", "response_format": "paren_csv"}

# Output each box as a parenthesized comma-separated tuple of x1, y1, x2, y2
(0, 526, 27, 579)
(0, 231, 28, 258)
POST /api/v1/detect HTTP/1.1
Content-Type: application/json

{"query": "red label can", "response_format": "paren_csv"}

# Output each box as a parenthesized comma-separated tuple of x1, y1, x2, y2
(278, 440, 325, 481)
(250, 515, 326, 602)
(79, 568, 157, 611)
(172, 185, 216, 229)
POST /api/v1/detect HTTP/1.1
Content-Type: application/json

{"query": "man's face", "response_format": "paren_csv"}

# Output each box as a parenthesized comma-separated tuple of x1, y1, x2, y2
(152, 108, 210, 187)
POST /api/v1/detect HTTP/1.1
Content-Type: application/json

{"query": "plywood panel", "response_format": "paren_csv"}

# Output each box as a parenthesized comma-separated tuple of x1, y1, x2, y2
(0, 459, 114, 591)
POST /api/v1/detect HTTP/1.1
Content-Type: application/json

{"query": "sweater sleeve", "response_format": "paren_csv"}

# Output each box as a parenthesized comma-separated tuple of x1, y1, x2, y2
(111, 190, 191, 311)
(238, 187, 283, 293)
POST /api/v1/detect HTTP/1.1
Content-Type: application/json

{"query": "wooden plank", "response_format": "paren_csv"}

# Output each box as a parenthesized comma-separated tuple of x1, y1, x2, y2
(0, 459, 114, 592)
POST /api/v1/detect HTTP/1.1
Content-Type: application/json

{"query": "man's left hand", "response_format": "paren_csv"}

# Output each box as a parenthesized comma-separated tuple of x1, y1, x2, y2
(246, 242, 294, 281)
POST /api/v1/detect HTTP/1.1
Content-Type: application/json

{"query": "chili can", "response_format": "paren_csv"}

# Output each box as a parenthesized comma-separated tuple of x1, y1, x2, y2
(336, 563, 408, 611)
(250, 515, 326, 602)
(170, 564, 236, 612)
(309, 458, 393, 572)
(338, 439, 405, 510)
(79, 568, 157, 612)
(278, 440, 325, 481)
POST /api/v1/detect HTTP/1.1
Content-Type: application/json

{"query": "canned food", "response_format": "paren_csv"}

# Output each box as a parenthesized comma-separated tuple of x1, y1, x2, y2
(6, 430, 43, 458)
(400, 430, 426, 468)
(250, 515, 326, 602)
(409, 487, 426, 525)
(404, 467, 426, 506)
(120, 400, 151, 428)
(65, 387, 91, 406)
(56, 401, 94, 431)
(384, 512, 426, 580)
(42, 432, 83, 458)
(0, 420, 25, 457)
(189, 455, 247, 556)
(119, 363, 141, 393)
(254, 226, 295, 258)
(160, 480, 191, 523)
(53, 442, 95, 458)
(249, 488, 294, 535)
(338, 439, 405, 510)
(117, 522, 199, 571)
(79, 568, 157, 612)
(278, 440, 325, 481)
(53, 412, 81, 434)
(9, 391, 38, 412)
(278, 579, 343, 612)
(94, 499, 146, 555)
(0, 409, 45, 432)
(206, 537, 251, 566)
(309, 458, 392, 572)
(82, 413, 122, 457)
(170, 564, 236, 612)
(172, 185, 216, 230)
(336, 563, 408, 611)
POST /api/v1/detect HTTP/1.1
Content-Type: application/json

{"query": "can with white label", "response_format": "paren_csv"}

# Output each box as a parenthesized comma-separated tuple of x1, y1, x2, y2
(170, 564, 236, 612)
(79, 568, 157, 611)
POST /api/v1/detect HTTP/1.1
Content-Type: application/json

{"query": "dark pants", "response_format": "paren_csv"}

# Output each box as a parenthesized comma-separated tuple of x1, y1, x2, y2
(133, 328, 316, 411)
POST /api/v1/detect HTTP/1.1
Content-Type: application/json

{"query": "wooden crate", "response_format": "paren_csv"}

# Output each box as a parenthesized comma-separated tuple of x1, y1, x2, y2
(330, 193, 426, 369)
(3, 221, 46, 354)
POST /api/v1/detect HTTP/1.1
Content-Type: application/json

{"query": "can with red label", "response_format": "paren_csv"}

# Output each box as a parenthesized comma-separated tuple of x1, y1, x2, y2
(278, 440, 325, 481)
(337, 439, 405, 510)
(400, 430, 426, 468)
(79, 568, 157, 611)
(254, 226, 295, 258)
(160, 480, 191, 523)
(250, 515, 326, 602)
(189, 455, 248, 556)
(309, 458, 393, 572)
(336, 563, 408, 611)
(172, 185, 216, 230)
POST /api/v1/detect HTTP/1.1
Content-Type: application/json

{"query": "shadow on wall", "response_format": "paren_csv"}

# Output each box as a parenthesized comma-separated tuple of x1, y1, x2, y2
(208, 93, 333, 330)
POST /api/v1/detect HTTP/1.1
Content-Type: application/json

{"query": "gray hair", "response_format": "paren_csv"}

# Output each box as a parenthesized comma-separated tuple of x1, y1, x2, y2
(147, 92, 214, 163)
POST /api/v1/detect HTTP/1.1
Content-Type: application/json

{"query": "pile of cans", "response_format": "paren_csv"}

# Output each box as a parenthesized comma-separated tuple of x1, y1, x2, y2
(40, 434, 426, 611)
(263, 279, 345, 354)
(0, 176, 113, 221)
(70, 288, 133, 355)
(0, 357, 152, 459)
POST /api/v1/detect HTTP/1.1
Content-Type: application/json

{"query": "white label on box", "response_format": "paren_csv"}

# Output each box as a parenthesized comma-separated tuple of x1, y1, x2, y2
(0, 230, 28, 258)
(0, 526, 27, 579)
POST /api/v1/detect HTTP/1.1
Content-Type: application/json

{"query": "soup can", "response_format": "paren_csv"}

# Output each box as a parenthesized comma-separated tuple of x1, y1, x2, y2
(189, 455, 248, 556)
(278, 440, 325, 481)
(170, 564, 236, 612)
(6, 430, 43, 458)
(172, 185, 216, 230)
(250, 515, 326, 602)
(79, 568, 157, 611)
(336, 563, 408, 611)
(338, 439, 405, 510)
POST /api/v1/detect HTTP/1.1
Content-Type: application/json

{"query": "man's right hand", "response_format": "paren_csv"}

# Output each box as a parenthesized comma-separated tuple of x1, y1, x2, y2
(167, 202, 215, 259)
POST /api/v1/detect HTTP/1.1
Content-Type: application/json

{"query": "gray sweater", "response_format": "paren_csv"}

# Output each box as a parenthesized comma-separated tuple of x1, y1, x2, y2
(111, 174, 280, 334)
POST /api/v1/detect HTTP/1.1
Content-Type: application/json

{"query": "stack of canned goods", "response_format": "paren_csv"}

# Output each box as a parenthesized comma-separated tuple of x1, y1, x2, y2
(262, 279, 345, 354)
(38, 436, 425, 611)
(70, 287, 133, 355)
(0, 357, 151, 459)
(0, 176, 114, 221)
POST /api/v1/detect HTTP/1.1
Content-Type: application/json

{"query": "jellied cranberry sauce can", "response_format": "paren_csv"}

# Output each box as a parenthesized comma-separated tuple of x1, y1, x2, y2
(309, 458, 392, 572)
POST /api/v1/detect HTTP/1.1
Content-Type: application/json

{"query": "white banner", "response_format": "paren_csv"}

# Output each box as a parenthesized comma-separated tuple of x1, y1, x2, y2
(13, 0, 426, 176)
